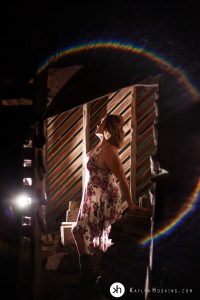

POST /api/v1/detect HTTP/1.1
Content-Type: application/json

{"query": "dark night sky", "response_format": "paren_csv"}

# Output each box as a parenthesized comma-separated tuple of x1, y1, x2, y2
(0, 2, 200, 294)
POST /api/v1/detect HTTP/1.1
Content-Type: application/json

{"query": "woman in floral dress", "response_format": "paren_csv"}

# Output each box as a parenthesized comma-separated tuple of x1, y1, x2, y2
(71, 114, 137, 282)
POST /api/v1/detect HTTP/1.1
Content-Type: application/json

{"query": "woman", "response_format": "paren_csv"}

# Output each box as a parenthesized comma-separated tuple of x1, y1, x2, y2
(71, 114, 141, 283)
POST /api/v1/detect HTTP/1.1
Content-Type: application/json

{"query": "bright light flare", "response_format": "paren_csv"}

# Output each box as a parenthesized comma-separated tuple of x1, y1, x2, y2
(15, 194, 32, 209)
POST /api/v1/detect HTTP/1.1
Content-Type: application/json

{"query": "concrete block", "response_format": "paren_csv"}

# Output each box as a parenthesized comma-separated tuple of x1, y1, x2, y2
(60, 222, 76, 246)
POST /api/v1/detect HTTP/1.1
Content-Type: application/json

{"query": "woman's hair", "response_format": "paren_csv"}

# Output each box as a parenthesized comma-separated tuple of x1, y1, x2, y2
(104, 114, 125, 149)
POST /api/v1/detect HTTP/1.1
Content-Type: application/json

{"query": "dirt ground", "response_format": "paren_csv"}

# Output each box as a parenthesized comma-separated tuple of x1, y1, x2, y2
(41, 241, 110, 300)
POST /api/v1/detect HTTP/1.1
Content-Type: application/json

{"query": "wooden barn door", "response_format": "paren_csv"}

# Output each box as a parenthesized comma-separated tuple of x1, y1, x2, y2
(46, 107, 83, 231)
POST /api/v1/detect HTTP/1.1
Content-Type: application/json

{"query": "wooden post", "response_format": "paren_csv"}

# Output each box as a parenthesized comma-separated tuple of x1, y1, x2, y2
(33, 69, 47, 299)
(130, 86, 137, 204)
(82, 103, 90, 189)
(34, 70, 48, 120)
(32, 117, 47, 300)
(33, 125, 42, 300)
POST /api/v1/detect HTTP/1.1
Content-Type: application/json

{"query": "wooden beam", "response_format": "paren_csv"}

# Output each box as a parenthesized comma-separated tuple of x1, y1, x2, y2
(1, 98, 33, 106)
(34, 70, 48, 119)
(47, 65, 82, 107)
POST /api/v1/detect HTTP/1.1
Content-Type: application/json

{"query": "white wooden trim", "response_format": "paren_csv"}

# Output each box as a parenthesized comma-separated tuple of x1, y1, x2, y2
(130, 86, 137, 203)
(82, 103, 90, 189)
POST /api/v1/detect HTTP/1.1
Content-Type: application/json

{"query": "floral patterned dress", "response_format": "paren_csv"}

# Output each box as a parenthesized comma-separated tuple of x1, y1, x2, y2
(74, 144, 124, 255)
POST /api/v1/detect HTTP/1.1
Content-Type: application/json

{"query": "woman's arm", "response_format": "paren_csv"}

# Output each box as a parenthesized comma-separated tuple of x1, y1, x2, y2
(104, 146, 136, 209)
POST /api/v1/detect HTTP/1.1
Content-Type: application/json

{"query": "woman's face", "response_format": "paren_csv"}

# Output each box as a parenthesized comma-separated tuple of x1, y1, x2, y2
(95, 117, 106, 135)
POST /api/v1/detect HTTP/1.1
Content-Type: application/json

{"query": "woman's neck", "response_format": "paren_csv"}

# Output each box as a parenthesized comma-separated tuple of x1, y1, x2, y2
(98, 137, 109, 147)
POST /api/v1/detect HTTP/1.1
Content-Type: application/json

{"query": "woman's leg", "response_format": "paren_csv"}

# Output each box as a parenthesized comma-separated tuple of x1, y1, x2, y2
(71, 226, 90, 255)
(71, 226, 95, 279)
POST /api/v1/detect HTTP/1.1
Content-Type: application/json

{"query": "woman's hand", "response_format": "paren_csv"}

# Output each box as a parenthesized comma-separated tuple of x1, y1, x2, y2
(122, 203, 136, 215)
(128, 203, 136, 211)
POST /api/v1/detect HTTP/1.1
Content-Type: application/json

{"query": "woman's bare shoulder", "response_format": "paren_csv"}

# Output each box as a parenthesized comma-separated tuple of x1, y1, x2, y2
(103, 143, 118, 155)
